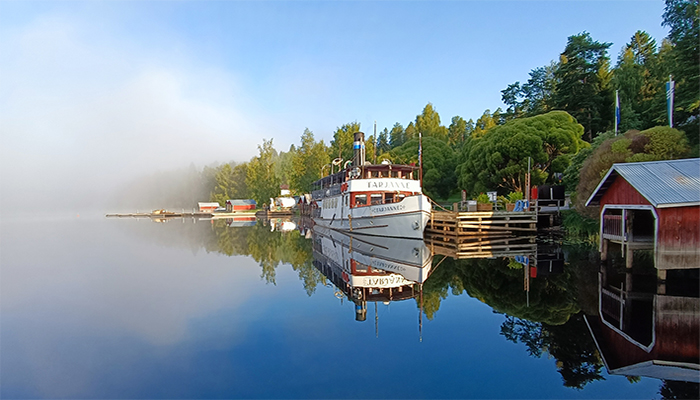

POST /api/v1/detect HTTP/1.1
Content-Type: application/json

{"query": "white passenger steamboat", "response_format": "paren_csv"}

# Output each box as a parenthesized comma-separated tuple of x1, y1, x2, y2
(311, 132, 431, 239)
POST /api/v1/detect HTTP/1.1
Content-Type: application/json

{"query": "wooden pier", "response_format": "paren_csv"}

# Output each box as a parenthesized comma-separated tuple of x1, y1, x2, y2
(105, 212, 213, 219)
(425, 233, 536, 259)
(423, 210, 538, 259)
(426, 210, 537, 237)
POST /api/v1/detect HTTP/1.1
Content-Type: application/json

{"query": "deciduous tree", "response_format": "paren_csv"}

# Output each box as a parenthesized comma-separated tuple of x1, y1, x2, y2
(246, 139, 281, 206)
(289, 129, 329, 194)
(457, 111, 586, 195)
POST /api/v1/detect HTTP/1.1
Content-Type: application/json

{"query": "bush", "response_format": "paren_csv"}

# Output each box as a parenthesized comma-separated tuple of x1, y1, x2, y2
(476, 193, 491, 204)
(574, 126, 691, 218)
(507, 191, 524, 202)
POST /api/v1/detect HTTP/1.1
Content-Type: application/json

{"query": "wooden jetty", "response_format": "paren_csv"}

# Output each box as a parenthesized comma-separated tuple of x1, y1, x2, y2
(423, 209, 537, 259)
(425, 233, 536, 259)
(426, 210, 537, 237)
(105, 212, 213, 219)
(256, 209, 293, 217)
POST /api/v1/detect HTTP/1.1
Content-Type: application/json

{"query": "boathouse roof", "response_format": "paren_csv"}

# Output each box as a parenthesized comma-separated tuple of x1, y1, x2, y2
(586, 158, 700, 208)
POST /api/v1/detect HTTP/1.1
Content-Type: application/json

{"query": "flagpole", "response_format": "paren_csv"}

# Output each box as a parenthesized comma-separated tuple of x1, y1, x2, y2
(667, 75, 675, 128)
(373, 120, 377, 164)
(615, 90, 620, 135)
(418, 131, 423, 189)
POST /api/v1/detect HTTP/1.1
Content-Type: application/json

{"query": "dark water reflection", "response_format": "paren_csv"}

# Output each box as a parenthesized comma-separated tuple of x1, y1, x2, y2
(1, 216, 697, 398)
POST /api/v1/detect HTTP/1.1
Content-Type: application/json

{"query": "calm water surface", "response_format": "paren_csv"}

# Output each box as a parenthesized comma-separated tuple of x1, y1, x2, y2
(1, 215, 697, 398)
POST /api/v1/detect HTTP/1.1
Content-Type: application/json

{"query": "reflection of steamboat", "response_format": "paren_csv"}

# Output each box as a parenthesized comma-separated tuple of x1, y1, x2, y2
(311, 226, 432, 321)
(311, 132, 431, 239)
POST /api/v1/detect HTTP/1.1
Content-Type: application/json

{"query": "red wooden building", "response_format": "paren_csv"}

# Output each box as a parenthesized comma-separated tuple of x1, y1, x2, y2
(198, 202, 220, 213)
(586, 158, 700, 271)
(225, 199, 256, 212)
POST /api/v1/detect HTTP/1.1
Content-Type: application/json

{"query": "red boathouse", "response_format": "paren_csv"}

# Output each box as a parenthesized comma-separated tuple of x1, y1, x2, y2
(586, 158, 700, 271)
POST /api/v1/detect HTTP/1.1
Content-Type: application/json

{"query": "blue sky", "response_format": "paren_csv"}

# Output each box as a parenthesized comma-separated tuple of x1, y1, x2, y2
(0, 1, 669, 210)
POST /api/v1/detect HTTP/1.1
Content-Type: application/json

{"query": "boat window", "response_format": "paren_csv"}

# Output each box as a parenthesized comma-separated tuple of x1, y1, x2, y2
(371, 194, 382, 205)
(385, 193, 395, 203)
(381, 170, 389, 177)
(391, 171, 398, 178)
(355, 194, 367, 206)
(371, 171, 379, 178)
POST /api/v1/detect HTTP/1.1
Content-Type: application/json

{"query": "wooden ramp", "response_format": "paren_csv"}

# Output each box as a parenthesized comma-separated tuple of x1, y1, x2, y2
(426, 210, 537, 237)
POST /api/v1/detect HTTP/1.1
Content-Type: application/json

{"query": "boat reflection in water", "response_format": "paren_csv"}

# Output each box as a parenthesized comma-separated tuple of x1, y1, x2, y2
(310, 225, 432, 322)
(585, 252, 699, 384)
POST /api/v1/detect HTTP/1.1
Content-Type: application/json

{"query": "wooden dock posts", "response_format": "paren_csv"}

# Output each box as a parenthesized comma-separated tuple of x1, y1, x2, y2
(424, 210, 537, 259)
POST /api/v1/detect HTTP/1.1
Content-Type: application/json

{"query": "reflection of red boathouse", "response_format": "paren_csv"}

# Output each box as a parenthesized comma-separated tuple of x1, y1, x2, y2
(586, 158, 700, 273)
(585, 260, 699, 383)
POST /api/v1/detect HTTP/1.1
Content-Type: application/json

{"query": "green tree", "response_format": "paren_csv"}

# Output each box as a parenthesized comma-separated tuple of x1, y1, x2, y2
(457, 111, 586, 195)
(386, 136, 457, 199)
(210, 162, 249, 205)
(553, 32, 613, 141)
(662, 0, 699, 137)
(330, 122, 361, 165)
(612, 31, 660, 132)
(521, 63, 558, 116)
(472, 109, 499, 138)
(448, 116, 468, 149)
(389, 122, 406, 148)
(377, 128, 390, 154)
(246, 139, 281, 206)
(289, 129, 330, 194)
(274, 147, 295, 187)
(501, 82, 523, 120)
(415, 103, 449, 141)
(405, 121, 418, 142)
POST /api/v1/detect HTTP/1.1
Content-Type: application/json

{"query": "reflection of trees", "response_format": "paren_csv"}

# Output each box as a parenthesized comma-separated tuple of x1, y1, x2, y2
(422, 256, 579, 325)
(422, 247, 607, 389)
(659, 380, 700, 399)
(501, 314, 605, 389)
(210, 220, 322, 293)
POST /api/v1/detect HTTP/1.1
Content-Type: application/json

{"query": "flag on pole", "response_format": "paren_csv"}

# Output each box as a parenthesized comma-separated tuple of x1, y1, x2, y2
(615, 90, 620, 135)
(666, 76, 675, 127)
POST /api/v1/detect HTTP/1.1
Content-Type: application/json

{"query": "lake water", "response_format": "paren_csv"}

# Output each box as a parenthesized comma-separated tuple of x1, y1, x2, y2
(1, 215, 698, 399)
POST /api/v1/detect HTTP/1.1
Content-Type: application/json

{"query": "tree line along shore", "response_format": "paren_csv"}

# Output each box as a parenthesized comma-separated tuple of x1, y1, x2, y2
(114, 0, 698, 239)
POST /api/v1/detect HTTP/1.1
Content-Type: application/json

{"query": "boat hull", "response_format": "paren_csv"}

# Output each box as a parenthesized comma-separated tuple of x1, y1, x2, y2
(314, 194, 431, 239)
